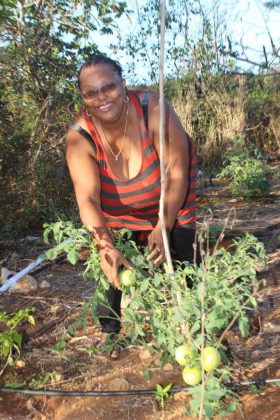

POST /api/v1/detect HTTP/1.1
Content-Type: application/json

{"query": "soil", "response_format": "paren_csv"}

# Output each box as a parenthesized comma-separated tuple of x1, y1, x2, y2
(0, 167, 279, 420)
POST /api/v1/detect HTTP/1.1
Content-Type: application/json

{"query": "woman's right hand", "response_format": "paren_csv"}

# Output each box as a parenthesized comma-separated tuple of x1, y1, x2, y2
(99, 245, 133, 289)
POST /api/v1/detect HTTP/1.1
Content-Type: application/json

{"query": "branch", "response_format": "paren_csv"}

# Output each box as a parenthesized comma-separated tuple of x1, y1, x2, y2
(159, 1, 185, 335)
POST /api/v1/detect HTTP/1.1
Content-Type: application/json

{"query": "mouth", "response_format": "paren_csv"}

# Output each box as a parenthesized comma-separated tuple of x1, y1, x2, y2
(97, 103, 112, 113)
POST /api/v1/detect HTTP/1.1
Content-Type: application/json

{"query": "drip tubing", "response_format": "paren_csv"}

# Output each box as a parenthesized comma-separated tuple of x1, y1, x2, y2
(1, 378, 279, 397)
(29, 254, 67, 276)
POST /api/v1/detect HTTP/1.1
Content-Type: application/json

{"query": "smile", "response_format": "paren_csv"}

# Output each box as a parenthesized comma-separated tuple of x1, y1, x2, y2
(98, 103, 112, 112)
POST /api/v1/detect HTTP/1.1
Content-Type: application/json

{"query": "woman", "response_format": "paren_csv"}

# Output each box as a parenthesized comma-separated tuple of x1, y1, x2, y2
(66, 54, 197, 354)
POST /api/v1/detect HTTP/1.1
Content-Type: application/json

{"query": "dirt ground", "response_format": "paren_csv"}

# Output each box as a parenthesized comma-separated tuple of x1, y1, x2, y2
(0, 168, 279, 420)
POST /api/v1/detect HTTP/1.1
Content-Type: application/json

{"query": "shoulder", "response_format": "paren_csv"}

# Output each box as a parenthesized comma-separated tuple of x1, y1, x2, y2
(66, 108, 89, 144)
(66, 109, 96, 157)
(67, 109, 88, 133)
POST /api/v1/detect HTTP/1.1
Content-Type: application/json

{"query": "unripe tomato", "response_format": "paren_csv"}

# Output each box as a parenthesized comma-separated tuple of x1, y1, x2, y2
(182, 366, 202, 386)
(175, 344, 196, 366)
(118, 269, 136, 287)
(202, 347, 221, 372)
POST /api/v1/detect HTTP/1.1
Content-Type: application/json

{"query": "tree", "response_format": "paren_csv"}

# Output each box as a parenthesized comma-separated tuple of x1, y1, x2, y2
(0, 0, 129, 236)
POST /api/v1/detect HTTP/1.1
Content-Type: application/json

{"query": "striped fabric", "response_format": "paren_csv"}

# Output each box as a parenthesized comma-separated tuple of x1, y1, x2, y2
(83, 90, 197, 230)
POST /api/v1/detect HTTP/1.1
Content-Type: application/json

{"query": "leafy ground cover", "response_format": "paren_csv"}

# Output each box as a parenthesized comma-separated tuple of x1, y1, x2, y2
(0, 166, 279, 419)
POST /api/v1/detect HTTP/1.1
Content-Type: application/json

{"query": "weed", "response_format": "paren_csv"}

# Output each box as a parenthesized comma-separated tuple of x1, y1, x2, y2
(0, 308, 35, 375)
(218, 153, 270, 198)
(154, 383, 173, 409)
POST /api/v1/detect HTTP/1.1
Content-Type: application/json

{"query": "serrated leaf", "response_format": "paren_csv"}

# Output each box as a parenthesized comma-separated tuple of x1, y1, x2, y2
(238, 316, 249, 338)
(67, 249, 78, 265)
(44, 248, 59, 260)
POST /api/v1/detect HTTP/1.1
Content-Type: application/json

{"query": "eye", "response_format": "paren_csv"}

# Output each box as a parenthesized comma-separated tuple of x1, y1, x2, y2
(83, 90, 97, 99)
(102, 83, 118, 93)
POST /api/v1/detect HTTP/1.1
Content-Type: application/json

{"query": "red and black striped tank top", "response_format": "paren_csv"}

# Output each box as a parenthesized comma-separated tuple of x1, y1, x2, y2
(79, 90, 197, 231)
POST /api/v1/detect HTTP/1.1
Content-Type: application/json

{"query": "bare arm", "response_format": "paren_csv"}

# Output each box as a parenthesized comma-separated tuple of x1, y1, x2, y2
(66, 128, 132, 288)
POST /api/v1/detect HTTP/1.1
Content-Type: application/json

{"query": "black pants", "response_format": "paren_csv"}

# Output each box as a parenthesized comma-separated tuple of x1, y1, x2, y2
(98, 227, 197, 334)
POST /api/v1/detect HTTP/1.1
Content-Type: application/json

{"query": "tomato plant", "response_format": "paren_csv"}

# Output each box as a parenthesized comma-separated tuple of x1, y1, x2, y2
(43, 220, 266, 418)
(0, 308, 35, 375)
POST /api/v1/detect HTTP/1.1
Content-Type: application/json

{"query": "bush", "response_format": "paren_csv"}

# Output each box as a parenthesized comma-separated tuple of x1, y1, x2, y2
(218, 153, 270, 198)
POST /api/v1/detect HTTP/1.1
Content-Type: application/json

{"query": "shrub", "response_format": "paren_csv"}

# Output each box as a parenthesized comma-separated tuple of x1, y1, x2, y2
(218, 153, 270, 198)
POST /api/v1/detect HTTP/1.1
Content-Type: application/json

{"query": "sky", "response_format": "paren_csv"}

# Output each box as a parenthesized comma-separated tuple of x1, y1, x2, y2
(93, 0, 280, 84)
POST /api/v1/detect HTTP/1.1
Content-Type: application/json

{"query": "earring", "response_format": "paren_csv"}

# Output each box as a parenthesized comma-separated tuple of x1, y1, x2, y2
(86, 109, 91, 117)
(124, 95, 129, 103)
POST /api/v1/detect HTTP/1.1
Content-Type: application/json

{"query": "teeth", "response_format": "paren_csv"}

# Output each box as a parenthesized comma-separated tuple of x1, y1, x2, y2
(99, 103, 111, 112)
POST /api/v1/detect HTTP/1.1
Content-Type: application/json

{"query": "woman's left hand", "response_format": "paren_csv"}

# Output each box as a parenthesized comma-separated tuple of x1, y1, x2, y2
(147, 225, 167, 266)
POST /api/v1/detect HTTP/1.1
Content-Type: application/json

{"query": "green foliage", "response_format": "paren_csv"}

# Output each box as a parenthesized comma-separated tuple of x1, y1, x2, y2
(186, 375, 239, 418)
(0, 0, 129, 239)
(218, 152, 270, 198)
(0, 308, 35, 373)
(154, 383, 173, 409)
(43, 220, 266, 418)
(29, 371, 61, 389)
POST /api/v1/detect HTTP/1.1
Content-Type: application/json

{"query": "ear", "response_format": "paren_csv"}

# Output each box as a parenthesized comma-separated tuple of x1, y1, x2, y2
(122, 79, 126, 91)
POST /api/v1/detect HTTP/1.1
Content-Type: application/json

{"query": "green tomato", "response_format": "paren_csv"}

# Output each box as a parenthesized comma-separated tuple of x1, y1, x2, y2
(182, 366, 202, 386)
(175, 344, 196, 366)
(202, 347, 221, 372)
(118, 269, 136, 287)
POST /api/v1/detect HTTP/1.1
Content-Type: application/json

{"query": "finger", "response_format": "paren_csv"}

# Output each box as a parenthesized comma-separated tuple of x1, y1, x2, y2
(147, 235, 156, 252)
(147, 246, 162, 261)
(110, 264, 122, 290)
(153, 252, 166, 266)
(121, 257, 134, 270)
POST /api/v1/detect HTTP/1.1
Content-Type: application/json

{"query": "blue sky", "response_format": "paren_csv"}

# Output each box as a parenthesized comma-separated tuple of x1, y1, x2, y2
(93, 0, 279, 83)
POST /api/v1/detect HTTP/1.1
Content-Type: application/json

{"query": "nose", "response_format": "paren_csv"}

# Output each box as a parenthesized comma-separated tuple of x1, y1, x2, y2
(96, 87, 107, 101)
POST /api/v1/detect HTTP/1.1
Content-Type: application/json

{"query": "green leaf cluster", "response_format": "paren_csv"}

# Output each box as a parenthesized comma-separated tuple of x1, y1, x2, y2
(218, 152, 270, 198)
(42, 221, 265, 418)
(0, 308, 35, 371)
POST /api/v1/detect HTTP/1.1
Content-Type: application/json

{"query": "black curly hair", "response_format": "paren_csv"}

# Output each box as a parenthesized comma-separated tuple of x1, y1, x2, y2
(78, 54, 123, 89)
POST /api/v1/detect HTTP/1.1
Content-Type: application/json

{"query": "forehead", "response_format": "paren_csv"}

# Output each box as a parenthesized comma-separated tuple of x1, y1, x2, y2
(79, 63, 120, 89)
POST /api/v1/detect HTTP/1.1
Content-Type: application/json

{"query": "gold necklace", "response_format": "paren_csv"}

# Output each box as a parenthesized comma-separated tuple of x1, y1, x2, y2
(98, 105, 129, 161)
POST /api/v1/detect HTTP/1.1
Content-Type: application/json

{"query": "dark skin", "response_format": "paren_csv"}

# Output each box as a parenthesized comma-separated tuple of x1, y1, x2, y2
(66, 63, 189, 290)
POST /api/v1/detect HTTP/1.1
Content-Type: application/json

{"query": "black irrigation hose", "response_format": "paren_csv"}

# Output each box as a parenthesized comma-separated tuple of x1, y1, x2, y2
(1, 378, 280, 397)
(29, 254, 67, 276)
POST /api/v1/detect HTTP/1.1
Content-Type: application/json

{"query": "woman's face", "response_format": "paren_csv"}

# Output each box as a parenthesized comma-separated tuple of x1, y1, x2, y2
(79, 63, 126, 124)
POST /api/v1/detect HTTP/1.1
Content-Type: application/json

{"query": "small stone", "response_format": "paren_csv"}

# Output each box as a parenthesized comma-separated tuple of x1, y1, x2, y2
(108, 378, 130, 391)
(163, 363, 174, 372)
(39, 280, 51, 289)
(1, 268, 37, 291)
(174, 391, 188, 401)
(15, 274, 37, 291)
(139, 348, 151, 361)
(15, 360, 25, 368)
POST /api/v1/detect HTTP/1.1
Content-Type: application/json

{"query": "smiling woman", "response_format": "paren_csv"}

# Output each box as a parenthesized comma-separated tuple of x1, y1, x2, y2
(65, 54, 198, 354)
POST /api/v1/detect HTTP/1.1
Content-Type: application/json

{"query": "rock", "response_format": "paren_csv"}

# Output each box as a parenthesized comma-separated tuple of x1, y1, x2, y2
(108, 378, 130, 391)
(174, 391, 188, 402)
(39, 280, 51, 289)
(1, 267, 37, 291)
(163, 363, 174, 372)
(139, 348, 151, 361)
(15, 360, 26, 368)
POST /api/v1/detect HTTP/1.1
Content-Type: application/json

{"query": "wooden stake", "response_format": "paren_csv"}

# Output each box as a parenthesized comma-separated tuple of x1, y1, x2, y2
(159, 0, 185, 334)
